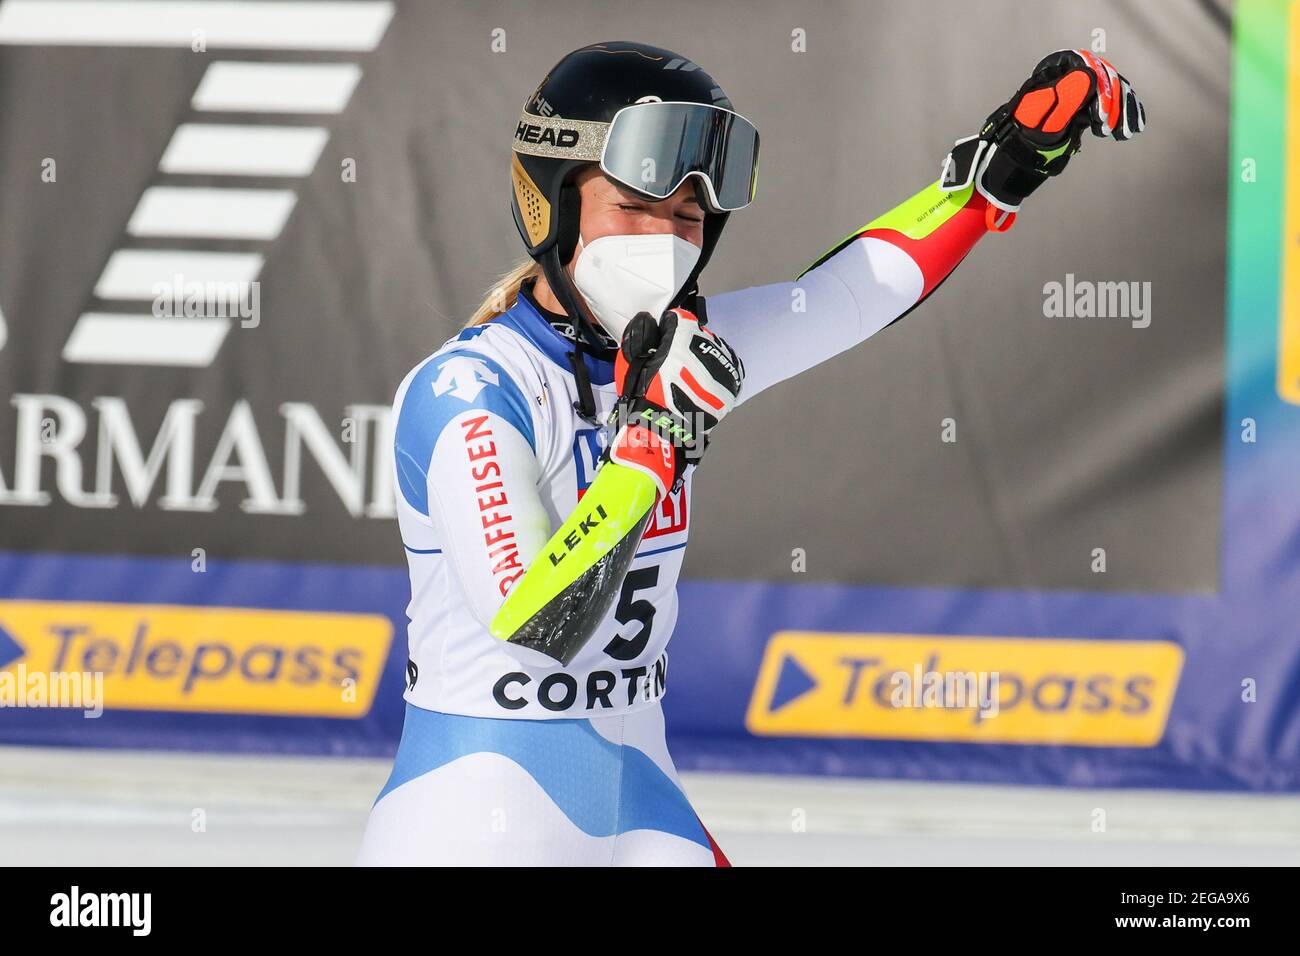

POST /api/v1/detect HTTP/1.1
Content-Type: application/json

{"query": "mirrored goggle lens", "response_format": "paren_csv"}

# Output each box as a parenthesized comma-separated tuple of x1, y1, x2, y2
(601, 102, 759, 212)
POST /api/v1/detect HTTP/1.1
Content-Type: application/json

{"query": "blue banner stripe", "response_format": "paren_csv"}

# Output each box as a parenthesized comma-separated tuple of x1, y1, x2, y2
(2, 551, 1297, 791)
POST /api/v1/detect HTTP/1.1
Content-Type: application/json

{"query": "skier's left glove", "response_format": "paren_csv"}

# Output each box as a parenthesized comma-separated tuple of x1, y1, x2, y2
(939, 49, 1146, 219)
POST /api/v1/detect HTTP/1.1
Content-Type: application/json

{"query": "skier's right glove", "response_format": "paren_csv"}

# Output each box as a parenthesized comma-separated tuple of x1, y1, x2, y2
(604, 307, 744, 498)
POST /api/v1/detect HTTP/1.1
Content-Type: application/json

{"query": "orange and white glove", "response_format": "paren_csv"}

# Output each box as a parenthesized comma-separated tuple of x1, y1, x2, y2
(603, 307, 744, 498)
(940, 49, 1146, 216)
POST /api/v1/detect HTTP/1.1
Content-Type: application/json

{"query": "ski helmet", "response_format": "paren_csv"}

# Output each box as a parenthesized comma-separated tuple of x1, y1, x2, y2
(510, 41, 760, 350)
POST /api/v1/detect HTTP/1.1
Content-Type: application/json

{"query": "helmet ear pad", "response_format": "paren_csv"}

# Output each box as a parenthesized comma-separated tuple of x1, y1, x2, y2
(696, 209, 729, 276)
(511, 153, 587, 258)
(670, 177, 729, 307)
(554, 180, 582, 267)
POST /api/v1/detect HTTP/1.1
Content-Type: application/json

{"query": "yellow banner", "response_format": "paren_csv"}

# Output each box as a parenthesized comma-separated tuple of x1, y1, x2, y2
(0, 600, 392, 718)
(746, 632, 1183, 747)
(1280, 0, 1300, 403)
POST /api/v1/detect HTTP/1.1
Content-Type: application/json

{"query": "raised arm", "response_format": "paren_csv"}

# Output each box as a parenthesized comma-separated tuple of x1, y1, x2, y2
(706, 48, 1145, 405)
(705, 178, 991, 403)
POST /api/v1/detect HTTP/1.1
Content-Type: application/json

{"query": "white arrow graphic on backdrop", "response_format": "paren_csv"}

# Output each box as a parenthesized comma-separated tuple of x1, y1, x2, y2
(0, 0, 394, 368)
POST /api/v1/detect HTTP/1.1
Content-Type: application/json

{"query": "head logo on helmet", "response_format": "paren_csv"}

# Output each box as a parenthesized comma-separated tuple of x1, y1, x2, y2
(509, 41, 760, 353)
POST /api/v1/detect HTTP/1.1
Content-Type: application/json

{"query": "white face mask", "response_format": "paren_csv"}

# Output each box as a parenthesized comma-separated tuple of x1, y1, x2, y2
(571, 232, 702, 342)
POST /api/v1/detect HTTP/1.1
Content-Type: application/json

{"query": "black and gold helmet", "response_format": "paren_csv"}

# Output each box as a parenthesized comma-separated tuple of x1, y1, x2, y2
(510, 41, 759, 349)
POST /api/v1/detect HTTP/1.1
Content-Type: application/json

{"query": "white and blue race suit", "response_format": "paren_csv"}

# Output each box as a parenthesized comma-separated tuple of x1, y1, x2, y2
(357, 232, 931, 865)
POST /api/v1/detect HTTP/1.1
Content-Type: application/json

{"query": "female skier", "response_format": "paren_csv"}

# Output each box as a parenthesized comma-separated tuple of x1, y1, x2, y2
(357, 41, 1144, 866)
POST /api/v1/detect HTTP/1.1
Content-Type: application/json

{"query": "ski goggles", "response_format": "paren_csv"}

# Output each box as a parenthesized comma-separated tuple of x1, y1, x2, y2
(512, 100, 760, 212)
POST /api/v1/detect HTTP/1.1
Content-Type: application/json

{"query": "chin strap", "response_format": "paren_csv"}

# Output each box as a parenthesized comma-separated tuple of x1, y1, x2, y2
(536, 244, 606, 425)
(566, 336, 599, 424)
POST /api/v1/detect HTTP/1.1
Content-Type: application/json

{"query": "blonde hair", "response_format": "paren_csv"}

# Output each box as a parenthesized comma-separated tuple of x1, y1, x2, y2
(465, 257, 543, 328)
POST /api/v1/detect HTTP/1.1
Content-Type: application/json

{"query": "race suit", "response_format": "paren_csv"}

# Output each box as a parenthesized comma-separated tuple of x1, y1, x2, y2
(357, 179, 993, 865)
